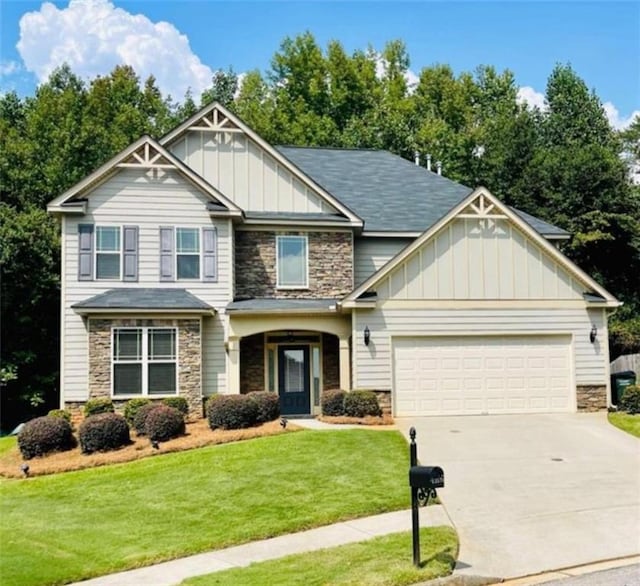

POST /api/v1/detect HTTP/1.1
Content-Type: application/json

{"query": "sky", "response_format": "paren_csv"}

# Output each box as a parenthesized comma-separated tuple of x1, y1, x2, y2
(1, 0, 638, 129)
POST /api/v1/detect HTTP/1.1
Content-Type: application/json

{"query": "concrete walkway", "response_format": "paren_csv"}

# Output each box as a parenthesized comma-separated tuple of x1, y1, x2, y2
(70, 507, 452, 586)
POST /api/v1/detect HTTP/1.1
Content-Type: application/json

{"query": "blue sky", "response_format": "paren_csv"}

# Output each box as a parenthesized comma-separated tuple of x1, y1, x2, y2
(1, 1, 638, 128)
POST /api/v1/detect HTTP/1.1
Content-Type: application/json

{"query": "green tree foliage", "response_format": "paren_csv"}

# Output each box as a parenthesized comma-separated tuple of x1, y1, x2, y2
(201, 68, 238, 108)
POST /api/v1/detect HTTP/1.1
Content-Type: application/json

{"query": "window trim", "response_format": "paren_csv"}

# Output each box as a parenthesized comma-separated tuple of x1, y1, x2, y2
(276, 234, 309, 289)
(95, 225, 122, 281)
(111, 327, 179, 398)
(175, 227, 202, 281)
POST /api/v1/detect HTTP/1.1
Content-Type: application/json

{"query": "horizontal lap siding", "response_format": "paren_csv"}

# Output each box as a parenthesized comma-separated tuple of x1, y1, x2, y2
(62, 169, 232, 401)
(353, 307, 607, 391)
(354, 237, 412, 286)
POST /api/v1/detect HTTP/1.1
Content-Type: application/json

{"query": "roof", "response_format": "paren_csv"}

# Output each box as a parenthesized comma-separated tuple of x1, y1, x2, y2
(72, 288, 214, 314)
(227, 298, 339, 314)
(277, 146, 569, 238)
(510, 207, 569, 238)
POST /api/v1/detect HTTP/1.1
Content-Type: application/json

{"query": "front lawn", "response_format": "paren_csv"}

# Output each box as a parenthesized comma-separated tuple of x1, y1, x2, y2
(183, 527, 458, 586)
(0, 436, 16, 457)
(608, 412, 640, 438)
(0, 429, 410, 586)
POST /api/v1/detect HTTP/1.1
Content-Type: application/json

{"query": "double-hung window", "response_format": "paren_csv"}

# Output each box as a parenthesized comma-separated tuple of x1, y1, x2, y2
(112, 328, 177, 396)
(276, 235, 308, 288)
(96, 226, 121, 280)
(176, 228, 200, 279)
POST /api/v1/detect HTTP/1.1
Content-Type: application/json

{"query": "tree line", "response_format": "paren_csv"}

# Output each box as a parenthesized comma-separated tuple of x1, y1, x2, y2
(1, 32, 638, 428)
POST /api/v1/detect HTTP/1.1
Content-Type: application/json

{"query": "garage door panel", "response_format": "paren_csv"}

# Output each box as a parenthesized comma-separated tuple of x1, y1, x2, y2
(393, 335, 572, 416)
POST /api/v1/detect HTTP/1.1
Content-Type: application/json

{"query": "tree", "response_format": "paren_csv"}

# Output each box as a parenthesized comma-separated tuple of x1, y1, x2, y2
(201, 68, 238, 108)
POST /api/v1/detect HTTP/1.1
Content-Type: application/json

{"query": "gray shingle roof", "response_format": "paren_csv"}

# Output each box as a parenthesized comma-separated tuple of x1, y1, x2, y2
(244, 211, 350, 223)
(72, 288, 213, 312)
(227, 298, 339, 313)
(277, 146, 568, 238)
(509, 207, 569, 238)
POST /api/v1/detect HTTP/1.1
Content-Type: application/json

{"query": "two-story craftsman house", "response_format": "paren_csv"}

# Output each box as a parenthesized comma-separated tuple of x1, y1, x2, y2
(47, 103, 619, 418)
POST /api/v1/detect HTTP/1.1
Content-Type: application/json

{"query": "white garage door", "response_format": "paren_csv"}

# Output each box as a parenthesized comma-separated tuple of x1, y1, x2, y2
(393, 335, 572, 416)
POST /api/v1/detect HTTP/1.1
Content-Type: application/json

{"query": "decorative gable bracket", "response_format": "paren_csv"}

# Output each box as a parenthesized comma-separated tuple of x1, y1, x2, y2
(116, 143, 176, 170)
(456, 193, 507, 220)
(188, 108, 243, 134)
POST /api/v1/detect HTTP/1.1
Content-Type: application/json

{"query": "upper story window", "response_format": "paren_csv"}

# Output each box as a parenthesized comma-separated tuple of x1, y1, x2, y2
(277, 235, 308, 288)
(176, 228, 200, 279)
(96, 226, 121, 280)
(160, 226, 217, 282)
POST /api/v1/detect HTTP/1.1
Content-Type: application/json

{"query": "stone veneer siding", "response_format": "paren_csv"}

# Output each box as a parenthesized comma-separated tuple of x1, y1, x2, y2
(322, 334, 340, 390)
(240, 334, 265, 394)
(235, 231, 353, 298)
(86, 318, 202, 415)
(576, 385, 607, 412)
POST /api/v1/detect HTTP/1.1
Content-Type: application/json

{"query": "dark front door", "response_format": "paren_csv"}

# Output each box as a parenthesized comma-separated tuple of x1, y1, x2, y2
(278, 345, 311, 415)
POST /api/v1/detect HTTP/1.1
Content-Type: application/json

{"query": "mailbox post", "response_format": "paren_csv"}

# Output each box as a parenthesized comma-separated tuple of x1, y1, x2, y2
(408, 427, 444, 568)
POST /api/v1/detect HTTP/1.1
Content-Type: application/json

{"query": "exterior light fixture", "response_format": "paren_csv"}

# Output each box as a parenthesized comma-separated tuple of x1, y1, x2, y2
(20, 464, 29, 477)
(364, 326, 371, 346)
(590, 325, 597, 344)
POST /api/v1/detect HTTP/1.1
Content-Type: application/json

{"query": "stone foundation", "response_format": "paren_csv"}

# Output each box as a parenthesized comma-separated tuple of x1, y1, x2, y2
(372, 390, 392, 416)
(86, 318, 203, 416)
(576, 385, 607, 412)
(240, 334, 265, 394)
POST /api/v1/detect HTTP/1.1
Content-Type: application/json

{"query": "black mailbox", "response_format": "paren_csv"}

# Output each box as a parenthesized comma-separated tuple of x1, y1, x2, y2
(409, 465, 444, 490)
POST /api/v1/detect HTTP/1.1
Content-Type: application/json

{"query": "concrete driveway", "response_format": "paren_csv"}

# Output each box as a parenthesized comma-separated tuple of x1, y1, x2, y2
(397, 413, 640, 580)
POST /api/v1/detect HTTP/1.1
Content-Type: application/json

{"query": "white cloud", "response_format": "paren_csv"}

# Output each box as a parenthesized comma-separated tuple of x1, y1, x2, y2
(517, 86, 547, 111)
(371, 51, 419, 93)
(0, 60, 21, 77)
(603, 102, 639, 131)
(16, 0, 214, 99)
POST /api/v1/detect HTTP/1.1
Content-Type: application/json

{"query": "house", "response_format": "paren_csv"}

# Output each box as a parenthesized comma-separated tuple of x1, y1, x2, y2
(47, 103, 620, 418)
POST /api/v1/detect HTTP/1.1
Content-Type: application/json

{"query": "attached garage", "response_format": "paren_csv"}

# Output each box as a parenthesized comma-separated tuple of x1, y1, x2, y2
(393, 335, 573, 416)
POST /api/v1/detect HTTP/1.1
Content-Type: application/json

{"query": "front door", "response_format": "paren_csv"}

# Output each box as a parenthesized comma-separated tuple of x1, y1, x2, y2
(278, 345, 311, 415)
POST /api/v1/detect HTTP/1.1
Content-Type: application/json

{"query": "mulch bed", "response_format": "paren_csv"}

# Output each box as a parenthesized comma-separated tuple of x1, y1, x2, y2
(318, 414, 396, 426)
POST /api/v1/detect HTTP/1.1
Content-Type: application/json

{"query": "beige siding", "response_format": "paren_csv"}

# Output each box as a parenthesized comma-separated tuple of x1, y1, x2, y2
(354, 237, 412, 286)
(170, 131, 338, 213)
(376, 219, 585, 300)
(62, 168, 232, 401)
(352, 307, 608, 393)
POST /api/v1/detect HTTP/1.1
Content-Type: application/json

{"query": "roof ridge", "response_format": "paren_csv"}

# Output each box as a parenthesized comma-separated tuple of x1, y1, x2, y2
(276, 145, 384, 152)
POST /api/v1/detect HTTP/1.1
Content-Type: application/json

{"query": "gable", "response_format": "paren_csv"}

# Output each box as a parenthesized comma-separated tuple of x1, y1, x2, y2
(346, 188, 618, 305)
(160, 104, 361, 223)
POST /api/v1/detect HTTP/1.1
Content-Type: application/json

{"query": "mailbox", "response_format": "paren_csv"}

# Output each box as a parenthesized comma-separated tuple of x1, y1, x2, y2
(409, 465, 444, 490)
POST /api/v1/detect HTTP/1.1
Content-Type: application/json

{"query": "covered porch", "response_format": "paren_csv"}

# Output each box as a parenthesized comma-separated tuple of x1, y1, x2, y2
(226, 299, 351, 416)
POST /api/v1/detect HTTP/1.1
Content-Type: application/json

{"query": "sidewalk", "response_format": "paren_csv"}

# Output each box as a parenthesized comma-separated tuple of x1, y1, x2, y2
(70, 507, 451, 586)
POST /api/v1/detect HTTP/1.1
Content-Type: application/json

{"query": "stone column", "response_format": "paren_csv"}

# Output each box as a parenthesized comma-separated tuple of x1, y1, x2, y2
(339, 337, 351, 391)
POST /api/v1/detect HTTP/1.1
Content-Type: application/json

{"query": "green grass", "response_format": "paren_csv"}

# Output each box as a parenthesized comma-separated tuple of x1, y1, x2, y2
(0, 436, 16, 456)
(608, 412, 640, 438)
(183, 527, 458, 586)
(0, 430, 410, 586)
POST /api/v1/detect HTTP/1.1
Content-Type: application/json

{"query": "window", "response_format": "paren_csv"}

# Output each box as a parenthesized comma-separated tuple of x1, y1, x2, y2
(112, 328, 177, 396)
(176, 228, 200, 279)
(96, 226, 121, 279)
(276, 235, 308, 288)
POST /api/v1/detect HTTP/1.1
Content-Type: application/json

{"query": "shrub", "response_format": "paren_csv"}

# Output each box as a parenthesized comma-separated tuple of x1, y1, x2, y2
(162, 396, 189, 416)
(133, 402, 162, 435)
(124, 398, 152, 425)
(78, 413, 130, 454)
(207, 394, 259, 430)
(145, 405, 185, 442)
(84, 398, 114, 417)
(620, 384, 640, 415)
(343, 390, 382, 418)
(47, 409, 72, 423)
(249, 391, 280, 424)
(322, 390, 346, 416)
(17, 416, 75, 460)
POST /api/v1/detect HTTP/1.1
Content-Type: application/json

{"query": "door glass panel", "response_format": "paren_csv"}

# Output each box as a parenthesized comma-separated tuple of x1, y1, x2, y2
(312, 346, 320, 406)
(283, 349, 305, 393)
(268, 349, 275, 392)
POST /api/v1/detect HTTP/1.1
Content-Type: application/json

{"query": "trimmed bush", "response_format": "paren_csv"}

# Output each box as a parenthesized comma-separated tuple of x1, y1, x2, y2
(78, 413, 130, 454)
(162, 396, 189, 416)
(84, 398, 114, 417)
(47, 409, 72, 423)
(145, 405, 185, 442)
(344, 390, 382, 417)
(321, 390, 346, 416)
(620, 384, 640, 415)
(207, 394, 259, 430)
(124, 398, 152, 425)
(17, 416, 75, 460)
(249, 391, 280, 424)
(133, 402, 162, 435)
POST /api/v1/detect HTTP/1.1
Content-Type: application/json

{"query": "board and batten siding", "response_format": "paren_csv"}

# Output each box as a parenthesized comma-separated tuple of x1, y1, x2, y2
(354, 237, 412, 286)
(170, 131, 339, 214)
(352, 307, 609, 392)
(62, 168, 233, 401)
(375, 219, 585, 300)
